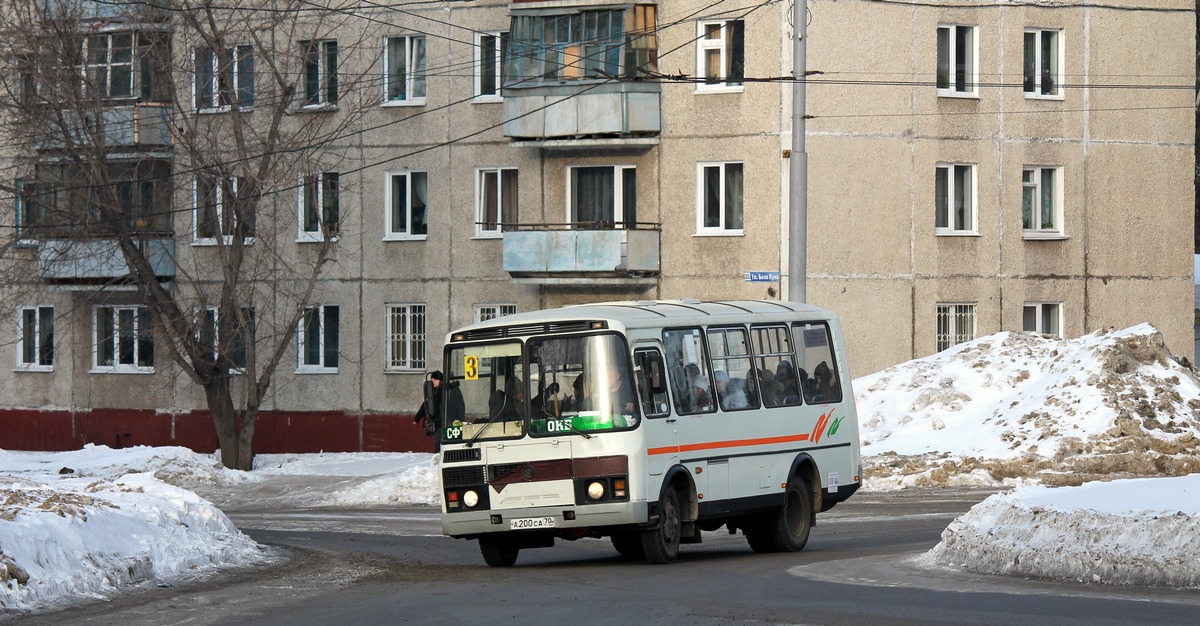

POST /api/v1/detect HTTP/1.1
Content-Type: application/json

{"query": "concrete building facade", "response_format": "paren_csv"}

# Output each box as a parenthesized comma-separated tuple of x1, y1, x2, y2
(0, 0, 1193, 453)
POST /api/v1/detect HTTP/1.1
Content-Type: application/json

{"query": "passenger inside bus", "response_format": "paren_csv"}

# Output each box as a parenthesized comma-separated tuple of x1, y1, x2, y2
(775, 361, 802, 404)
(561, 373, 587, 413)
(684, 363, 713, 412)
(602, 367, 637, 415)
(714, 370, 749, 410)
(531, 382, 561, 416)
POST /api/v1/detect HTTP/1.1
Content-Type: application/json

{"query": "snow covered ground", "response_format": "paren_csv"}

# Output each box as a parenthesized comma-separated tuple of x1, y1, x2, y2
(2, 324, 1199, 614)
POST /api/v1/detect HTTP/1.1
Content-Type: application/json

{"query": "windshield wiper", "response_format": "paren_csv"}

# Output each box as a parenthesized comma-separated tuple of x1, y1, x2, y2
(556, 414, 592, 439)
(465, 403, 514, 448)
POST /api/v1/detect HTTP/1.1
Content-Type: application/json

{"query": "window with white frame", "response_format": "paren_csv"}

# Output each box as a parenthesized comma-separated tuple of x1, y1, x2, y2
(936, 24, 976, 96)
(569, 166, 636, 227)
(81, 33, 134, 99)
(386, 304, 426, 371)
(696, 20, 743, 91)
(1024, 29, 1061, 98)
(298, 172, 339, 241)
(474, 32, 507, 101)
(383, 35, 426, 105)
(199, 307, 254, 371)
(94, 305, 154, 373)
(1022, 166, 1062, 236)
(475, 304, 517, 323)
(194, 175, 254, 244)
(297, 305, 338, 372)
(384, 171, 429, 239)
(696, 162, 743, 234)
(476, 168, 518, 237)
(935, 163, 976, 234)
(1023, 302, 1062, 337)
(936, 303, 976, 352)
(301, 40, 337, 107)
(17, 306, 54, 371)
(195, 45, 254, 111)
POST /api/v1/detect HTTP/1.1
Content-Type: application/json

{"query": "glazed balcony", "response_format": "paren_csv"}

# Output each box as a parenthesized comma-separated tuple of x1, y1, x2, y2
(502, 223, 660, 286)
(38, 237, 176, 283)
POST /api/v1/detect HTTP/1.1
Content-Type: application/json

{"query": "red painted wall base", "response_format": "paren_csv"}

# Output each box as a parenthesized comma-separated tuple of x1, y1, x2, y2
(0, 408, 436, 454)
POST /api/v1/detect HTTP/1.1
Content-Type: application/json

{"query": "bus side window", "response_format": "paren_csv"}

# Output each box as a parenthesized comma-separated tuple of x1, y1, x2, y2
(749, 325, 802, 407)
(662, 327, 715, 415)
(706, 326, 758, 411)
(795, 323, 843, 404)
(634, 349, 670, 417)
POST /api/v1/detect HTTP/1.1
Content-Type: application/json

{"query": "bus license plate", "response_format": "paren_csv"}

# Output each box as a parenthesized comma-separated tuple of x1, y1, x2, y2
(509, 517, 556, 530)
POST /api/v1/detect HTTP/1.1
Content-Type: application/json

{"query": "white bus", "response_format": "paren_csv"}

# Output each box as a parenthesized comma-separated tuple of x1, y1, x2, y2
(436, 300, 861, 566)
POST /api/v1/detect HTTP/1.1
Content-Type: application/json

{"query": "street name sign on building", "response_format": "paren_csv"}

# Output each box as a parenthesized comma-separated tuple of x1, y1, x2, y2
(743, 271, 781, 282)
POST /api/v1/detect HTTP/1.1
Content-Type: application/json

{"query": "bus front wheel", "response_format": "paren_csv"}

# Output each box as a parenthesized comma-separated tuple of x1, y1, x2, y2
(479, 538, 519, 567)
(642, 488, 682, 564)
(747, 475, 812, 553)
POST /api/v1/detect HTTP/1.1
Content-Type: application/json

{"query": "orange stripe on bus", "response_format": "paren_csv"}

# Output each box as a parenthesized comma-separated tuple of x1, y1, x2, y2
(647, 433, 811, 456)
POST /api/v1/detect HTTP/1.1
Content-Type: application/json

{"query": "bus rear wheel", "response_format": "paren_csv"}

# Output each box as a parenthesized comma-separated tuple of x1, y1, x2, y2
(642, 487, 682, 564)
(746, 475, 812, 553)
(479, 538, 519, 567)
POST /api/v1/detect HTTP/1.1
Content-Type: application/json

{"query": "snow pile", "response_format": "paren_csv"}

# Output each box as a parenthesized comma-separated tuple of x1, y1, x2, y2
(0, 446, 438, 614)
(0, 468, 267, 611)
(857, 324, 1200, 489)
(925, 475, 1200, 587)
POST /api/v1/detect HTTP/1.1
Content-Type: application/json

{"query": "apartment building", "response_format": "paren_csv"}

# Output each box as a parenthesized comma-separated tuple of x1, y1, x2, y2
(0, 0, 1192, 454)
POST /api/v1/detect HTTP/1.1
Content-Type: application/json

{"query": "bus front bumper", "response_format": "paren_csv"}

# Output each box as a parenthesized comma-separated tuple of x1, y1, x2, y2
(442, 500, 648, 538)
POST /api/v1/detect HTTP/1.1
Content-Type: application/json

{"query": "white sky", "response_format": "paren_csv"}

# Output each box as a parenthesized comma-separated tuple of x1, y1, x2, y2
(2, 324, 1198, 613)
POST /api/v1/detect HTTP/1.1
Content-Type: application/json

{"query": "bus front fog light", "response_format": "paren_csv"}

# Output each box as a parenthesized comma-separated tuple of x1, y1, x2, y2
(463, 490, 480, 508)
(587, 481, 605, 500)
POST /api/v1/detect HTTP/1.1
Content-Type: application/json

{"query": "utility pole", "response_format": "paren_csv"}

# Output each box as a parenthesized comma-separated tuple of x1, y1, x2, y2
(788, 0, 808, 303)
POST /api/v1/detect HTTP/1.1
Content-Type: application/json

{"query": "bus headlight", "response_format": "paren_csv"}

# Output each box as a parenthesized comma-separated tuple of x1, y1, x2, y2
(463, 490, 480, 508)
(587, 481, 605, 501)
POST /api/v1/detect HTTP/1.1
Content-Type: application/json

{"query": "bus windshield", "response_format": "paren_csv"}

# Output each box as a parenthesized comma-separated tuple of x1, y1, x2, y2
(442, 333, 639, 443)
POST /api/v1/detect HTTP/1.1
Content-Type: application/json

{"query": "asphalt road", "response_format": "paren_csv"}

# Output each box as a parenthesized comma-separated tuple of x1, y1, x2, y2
(9, 489, 1200, 625)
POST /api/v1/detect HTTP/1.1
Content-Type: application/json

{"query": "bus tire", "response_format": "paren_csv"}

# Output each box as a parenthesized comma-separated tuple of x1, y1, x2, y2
(754, 475, 813, 553)
(642, 487, 682, 564)
(611, 532, 646, 560)
(479, 539, 519, 567)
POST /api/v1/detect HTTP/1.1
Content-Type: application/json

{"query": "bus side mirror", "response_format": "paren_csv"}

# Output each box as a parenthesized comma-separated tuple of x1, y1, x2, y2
(424, 379, 440, 418)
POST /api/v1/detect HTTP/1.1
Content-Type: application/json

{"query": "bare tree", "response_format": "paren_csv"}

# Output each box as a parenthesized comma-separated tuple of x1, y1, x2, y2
(0, 0, 377, 469)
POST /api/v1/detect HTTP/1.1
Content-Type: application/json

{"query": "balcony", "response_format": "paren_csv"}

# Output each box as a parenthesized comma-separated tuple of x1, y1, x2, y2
(502, 224, 660, 286)
(38, 238, 176, 283)
(503, 82, 660, 146)
(37, 104, 173, 150)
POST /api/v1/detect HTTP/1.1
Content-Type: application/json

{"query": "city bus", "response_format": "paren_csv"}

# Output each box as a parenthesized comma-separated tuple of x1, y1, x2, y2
(435, 300, 861, 566)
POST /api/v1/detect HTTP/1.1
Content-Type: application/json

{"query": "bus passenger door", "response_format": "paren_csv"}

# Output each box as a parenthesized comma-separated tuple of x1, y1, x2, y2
(635, 346, 676, 477)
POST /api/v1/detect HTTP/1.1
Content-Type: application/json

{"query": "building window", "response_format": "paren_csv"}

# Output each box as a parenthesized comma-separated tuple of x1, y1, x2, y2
(14, 179, 48, 243)
(383, 35, 426, 105)
(476, 168, 518, 237)
(298, 172, 339, 241)
(696, 20, 743, 91)
(1023, 302, 1062, 337)
(569, 166, 636, 228)
(936, 24, 976, 96)
(935, 163, 976, 234)
(474, 32, 508, 101)
(505, 5, 658, 86)
(301, 40, 338, 107)
(936, 303, 976, 352)
(194, 176, 254, 244)
(386, 304, 426, 371)
(1022, 166, 1062, 237)
(199, 307, 254, 371)
(1024, 29, 1061, 98)
(94, 306, 154, 373)
(476, 304, 517, 323)
(697, 162, 743, 234)
(17, 306, 54, 371)
(384, 171, 429, 240)
(195, 45, 254, 111)
(298, 305, 338, 372)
